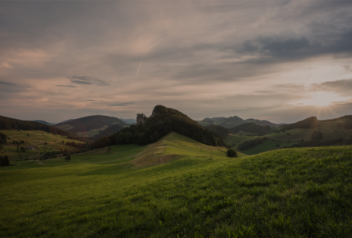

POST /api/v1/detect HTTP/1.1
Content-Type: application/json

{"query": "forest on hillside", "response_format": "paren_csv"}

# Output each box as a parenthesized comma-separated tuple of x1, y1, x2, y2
(92, 105, 228, 149)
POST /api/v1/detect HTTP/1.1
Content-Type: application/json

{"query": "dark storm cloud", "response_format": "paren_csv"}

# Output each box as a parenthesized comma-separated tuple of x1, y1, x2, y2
(235, 30, 352, 63)
(67, 76, 110, 86)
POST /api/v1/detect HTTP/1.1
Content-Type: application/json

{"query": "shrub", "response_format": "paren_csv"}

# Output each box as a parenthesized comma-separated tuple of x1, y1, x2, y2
(0, 156, 10, 166)
(311, 131, 323, 141)
(65, 155, 71, 162)
(226, 148, 237, 158)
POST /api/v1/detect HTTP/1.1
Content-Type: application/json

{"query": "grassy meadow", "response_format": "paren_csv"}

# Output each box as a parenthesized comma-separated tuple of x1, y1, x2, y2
(1, 132, 352, 237)
(0, 130, 84, 161)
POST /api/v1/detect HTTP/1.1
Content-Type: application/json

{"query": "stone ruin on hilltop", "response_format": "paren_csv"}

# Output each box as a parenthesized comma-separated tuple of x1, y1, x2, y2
(136, 113, 147, 125)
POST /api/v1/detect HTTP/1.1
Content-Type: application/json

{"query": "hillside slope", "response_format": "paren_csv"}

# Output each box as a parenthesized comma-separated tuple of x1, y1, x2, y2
(1, 137, 351, 237)
(0, 115, 81, 141)
(92, 124, 124, 140)
(55, 115, 127, 138)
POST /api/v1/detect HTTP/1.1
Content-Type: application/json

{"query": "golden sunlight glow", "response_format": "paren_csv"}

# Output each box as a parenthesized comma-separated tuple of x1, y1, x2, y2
(295, 91, 346, 107)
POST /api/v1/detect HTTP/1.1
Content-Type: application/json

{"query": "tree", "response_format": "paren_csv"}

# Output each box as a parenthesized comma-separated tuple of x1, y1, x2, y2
(311, 131, 323, 141)
(0, 156, 10, 166)
(0, 144, 3, 151)
(65, 155, 71, 162)
(226, 148, 237, 158)
(0, 132, 7, 144)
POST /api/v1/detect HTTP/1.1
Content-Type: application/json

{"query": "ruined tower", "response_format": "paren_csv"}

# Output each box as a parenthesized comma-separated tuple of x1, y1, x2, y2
(136, 113, 147, 126)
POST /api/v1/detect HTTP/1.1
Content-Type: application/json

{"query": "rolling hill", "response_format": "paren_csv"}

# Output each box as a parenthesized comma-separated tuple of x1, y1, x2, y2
(54, 115, 128, 138)
(225, 115, 352, 155)
(92, 105, 228, 149)
(1, 131, 351, 237)
(0, 129, 86, 161)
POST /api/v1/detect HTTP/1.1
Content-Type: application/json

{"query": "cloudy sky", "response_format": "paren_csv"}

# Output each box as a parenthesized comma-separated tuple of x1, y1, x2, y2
(1, 0, 352, 123)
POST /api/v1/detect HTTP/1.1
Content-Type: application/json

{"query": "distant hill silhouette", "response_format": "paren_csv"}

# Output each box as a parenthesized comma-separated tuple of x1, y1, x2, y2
(92, 105, 228, 149)
(228, 122, 271, 135)
(219, 116, 245, 128)
(55, 115, 128, 137)
(199, 116, 282, 128)
(280, 116, 318, 131)
(0, 115, 82, 141)
(33, 120, 54, 126)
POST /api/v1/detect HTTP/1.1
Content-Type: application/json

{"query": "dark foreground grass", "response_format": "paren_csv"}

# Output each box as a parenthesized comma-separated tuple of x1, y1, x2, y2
(1, 144, 352, 237)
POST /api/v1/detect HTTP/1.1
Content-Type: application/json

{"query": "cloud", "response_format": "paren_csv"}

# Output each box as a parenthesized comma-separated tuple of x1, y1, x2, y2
(312, 79, 352, 96)
(67, 75, 110, 86)
(0, 80, 24, 93)
(235, 30, 352, 63)
(56, 85, 76, 88)
(0, 81, 17, 86)
(108, 102, 135, 107)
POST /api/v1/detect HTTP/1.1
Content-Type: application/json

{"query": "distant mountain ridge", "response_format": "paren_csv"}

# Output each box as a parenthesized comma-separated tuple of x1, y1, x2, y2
(54, 115, 128, 138)
(0, 115, 83, 141)
(199, 116, 282, 128)
(33, 120, 54, 126)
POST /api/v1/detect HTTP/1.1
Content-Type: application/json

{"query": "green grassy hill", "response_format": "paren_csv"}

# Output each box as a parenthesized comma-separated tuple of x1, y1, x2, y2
(1, 132, 351, 237)
(225, 116, 352, 155)
(0, 130, 85, 161)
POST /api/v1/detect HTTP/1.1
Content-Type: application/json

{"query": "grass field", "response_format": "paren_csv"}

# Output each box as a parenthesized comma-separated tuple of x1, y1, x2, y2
(243, 139, 297, 155)
(0, 130, 85, 161)
(1, 132, 352, 237)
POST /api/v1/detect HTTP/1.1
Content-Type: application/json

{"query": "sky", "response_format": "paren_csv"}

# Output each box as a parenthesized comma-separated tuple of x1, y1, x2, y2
(1, 0, 352, 124)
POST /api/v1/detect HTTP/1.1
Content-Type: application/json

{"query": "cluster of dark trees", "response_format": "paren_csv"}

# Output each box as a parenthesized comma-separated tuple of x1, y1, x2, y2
(92, 105, 228, 149)
(0, 116, 83, 141)
(205, 125, 229, 139)
(290, 138, 346, 148)
(12, 140, 25, 145)
(226, 148, 237, 157)
(238, 137, 268, 151)
(65, 141, 86, 149)
(91, 124, 124, 140)
(40, 151, 62, 160)
(0, 132, 7, 144)
(0, 156, 10, 166)
(280, 116, 318, 131)
(228, 122, 271, 135)
(311, 131, 323, 141)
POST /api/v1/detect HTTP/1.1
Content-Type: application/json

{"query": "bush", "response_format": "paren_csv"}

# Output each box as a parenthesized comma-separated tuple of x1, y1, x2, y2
(226, 148, 237, 158)
(311, 131, 323, 141)
(0, 156, 10, 166)
(65, 155, 71, 162)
